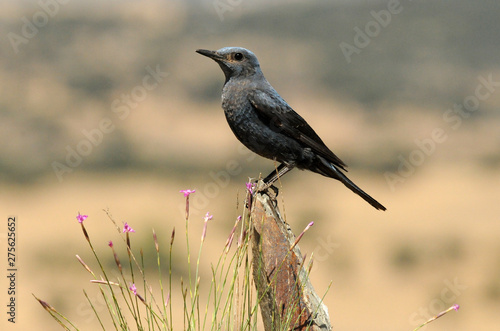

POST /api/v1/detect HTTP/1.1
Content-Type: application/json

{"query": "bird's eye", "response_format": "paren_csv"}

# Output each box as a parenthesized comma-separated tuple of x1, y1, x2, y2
(234, 53, 244, 61)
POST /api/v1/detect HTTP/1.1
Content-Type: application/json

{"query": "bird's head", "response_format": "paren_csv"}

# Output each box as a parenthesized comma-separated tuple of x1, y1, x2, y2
(196, 47, 261, 83)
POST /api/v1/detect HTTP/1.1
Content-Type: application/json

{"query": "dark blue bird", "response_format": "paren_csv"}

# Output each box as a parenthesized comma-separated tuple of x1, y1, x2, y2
(196, 47, 386, 211)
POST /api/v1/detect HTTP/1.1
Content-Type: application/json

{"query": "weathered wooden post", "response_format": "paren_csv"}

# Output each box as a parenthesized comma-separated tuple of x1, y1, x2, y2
(250, 181, 332, 331)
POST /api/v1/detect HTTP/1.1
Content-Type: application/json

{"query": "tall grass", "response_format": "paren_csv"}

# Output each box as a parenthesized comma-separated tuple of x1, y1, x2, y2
(35, 190, 260, 330)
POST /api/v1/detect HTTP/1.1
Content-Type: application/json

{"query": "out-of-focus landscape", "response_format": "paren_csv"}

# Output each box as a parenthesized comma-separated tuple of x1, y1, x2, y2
(1, 0, 499, 330)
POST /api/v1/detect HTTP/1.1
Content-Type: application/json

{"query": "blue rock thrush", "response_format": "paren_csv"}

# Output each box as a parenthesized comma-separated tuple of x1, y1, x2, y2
(196, 47, 386, 211)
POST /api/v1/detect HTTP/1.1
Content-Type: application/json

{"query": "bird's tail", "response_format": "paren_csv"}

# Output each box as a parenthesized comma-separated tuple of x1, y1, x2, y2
(316, 156, 386, 211)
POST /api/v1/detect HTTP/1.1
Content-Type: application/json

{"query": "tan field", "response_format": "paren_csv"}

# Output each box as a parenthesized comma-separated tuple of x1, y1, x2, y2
(1, 1, 499, 330)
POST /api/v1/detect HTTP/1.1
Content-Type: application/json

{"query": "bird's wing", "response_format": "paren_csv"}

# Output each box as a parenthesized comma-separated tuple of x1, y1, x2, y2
(249, 89, 347, 170)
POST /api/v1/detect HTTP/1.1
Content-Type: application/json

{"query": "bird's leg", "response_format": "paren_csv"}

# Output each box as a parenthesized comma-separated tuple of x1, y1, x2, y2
(261, 163, 294, 188)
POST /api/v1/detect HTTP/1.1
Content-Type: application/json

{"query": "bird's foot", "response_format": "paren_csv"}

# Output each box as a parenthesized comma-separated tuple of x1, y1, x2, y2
(255, 179, 279, 198)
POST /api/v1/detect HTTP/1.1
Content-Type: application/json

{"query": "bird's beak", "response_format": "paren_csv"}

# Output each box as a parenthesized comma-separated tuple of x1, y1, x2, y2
(196, 49, 224, 61)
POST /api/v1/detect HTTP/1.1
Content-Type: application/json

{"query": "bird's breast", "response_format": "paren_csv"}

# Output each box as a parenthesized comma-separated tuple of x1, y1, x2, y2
(222, 83, 251, 119)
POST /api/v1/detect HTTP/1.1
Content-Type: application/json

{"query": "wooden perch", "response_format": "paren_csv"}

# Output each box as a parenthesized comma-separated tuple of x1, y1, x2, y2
(249, 181, 332, 331)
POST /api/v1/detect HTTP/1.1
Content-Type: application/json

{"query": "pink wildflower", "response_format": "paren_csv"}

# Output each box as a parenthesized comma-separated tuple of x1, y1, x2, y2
(129, 283, 137, 295)
(76, 212, 88, 223)
(180, 189, 196, 197)
(123, 222, 136, 233)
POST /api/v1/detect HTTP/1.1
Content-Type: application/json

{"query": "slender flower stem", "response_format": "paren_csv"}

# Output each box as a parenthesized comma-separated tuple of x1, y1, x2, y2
(412, 304, 460, 331)
(290, 221, 314, 251)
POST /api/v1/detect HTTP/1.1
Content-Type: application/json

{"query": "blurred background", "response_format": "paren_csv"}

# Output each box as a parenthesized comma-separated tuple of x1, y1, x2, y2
(1, 0, 499, 330)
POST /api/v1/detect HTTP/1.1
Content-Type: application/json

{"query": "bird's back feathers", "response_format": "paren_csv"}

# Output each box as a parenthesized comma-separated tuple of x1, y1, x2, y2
(249, 89, 347, 171)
